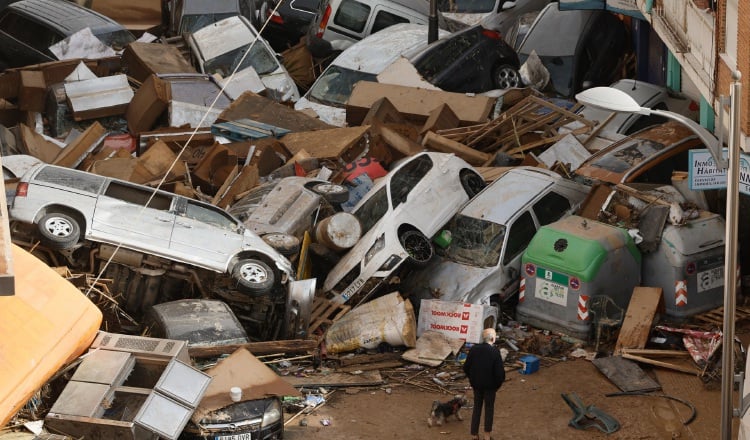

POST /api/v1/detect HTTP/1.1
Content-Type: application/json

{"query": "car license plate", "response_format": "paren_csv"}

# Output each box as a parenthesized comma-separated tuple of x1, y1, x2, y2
(535, 279, 568, 306)
(697, 266, 724, 293)
(341, 277, 365, 301)
(215, 433, 252, 440)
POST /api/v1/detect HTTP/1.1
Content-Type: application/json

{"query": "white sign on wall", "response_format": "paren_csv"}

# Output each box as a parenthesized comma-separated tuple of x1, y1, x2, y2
(688, 148, 750, 195)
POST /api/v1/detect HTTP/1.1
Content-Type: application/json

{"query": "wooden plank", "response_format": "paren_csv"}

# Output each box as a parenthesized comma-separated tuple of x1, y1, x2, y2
(374, 124, 423, 156)
(621, 350, 700, 375)
(188, 339, 318, 359)
(337, 360, 404, 373)
(591, 356, 661, 392)
(333, 352, 403, 367)
(421, 131, 490, 165)
(614, 286, 664, 355)
(53, 121, 106, 168)
(420, 103, 460, 135)
(285, 370, 384, 388)
(280, 126, 370, 160)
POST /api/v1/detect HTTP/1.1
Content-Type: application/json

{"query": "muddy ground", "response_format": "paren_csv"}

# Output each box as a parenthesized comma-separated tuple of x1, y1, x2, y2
(283, 347, 740, 440)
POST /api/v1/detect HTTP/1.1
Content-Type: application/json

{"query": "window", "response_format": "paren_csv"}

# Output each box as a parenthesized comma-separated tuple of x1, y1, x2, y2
(413, 31, 478, 80)
(104, 182, 172, 211)
(185, 201, 238, 230)
(371, 10, 408, 33)
(0, 11, 63, 53)
(389, 154, 433, 208)
(533, 192, 572, 226)
(503, 211, 536, 265)
(36, 166, 105, 194)
(333, 0, 370, 33)
(354, 186, 388, 234)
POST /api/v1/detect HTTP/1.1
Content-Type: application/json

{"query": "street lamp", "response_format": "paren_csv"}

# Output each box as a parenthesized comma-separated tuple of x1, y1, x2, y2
(576, 78, 742, 440)
(576, 86, 727, 169)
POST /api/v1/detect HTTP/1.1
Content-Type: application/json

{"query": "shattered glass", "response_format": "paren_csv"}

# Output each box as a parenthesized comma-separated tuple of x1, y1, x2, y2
(204, 42, 278, 77)
(308, 65, 377, 107)
(443, 214, 505, 267)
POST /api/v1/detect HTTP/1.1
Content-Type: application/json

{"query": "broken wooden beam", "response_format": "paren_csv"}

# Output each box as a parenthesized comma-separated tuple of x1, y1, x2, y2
(421, 131, 491, 166)
(188, 339, 319, 359)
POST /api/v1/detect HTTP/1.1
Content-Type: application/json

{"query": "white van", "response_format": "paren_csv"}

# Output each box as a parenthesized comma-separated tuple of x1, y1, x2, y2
(295, 23, 448, 125)
(306, 0, 446, 54)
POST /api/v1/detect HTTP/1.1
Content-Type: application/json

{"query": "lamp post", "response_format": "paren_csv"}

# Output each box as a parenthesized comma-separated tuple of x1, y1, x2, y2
(576, 78, 741, 440)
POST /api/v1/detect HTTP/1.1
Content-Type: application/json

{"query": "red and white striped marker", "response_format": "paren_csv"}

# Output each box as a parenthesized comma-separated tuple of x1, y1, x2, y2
(519, 278, 526, 303)
(675, 280, 687, 306)
(577, 294, 589, 320)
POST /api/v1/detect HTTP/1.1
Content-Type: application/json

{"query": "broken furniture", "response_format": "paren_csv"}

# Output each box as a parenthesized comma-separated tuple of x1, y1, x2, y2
(44, 332, 211, 440)
(588, 295, 625, 353)
(211, 118, 291, 142)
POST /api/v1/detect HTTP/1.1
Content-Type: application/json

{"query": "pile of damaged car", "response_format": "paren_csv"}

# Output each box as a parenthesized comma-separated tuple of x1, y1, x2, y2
(2, 0, 749, 438)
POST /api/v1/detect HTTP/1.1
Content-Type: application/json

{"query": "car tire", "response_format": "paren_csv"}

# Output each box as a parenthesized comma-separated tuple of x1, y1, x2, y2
(312, 183, 350, 204)
(399, 230, 433, 267)
(262, 233, 301, 255)
(38, 212, 80, 250)
(493, 65, 521, 89)
(460, 170, 485, 197)
(232, 258, 275, 296)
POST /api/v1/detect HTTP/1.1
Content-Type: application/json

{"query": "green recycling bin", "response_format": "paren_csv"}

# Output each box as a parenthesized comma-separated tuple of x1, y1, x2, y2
(516, 216, 641, 341)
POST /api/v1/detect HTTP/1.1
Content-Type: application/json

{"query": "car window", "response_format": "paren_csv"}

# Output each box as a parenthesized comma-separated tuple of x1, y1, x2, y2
(503, 211, 535, 265)
(95, 29, 135, 50)
(333, 0, 370, 33)
(35, 166, 106, 193)
(185, 201, 239, 231)
(533, 191, 572, 226)
(0, 11, 62, 53)
(389, 154, 433, 208)
(354, 186, 388, 235)
(204, 41, 278, 76)
(308, 65, 377, 106)
(444, 214, 506, 268)
(630, 148, 691, 184)
(181, 12, 236, 34)
(413, 30, 478, 81)
(589, 139, 667, 173)
(624, 102, 669, 135)
(371, 10, 409, 33)
(103, 181, 173, 211)
(437, 0, 496, 13)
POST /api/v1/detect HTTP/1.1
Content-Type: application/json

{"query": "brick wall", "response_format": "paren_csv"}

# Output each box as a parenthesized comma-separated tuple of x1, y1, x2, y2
(715, 0, 750, 136)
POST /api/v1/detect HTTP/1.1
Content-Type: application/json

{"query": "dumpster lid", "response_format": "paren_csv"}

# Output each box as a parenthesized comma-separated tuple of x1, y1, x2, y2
(662, 212, 725, 256)
(523, 216, 640, 282)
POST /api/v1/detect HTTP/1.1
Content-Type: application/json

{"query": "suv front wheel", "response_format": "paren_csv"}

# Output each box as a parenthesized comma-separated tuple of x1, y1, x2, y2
(38, 212, 81, 250)
(232, 258, 275, 296)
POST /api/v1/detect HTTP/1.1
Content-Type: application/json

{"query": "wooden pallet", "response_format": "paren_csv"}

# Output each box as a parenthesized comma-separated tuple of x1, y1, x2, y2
(308, 297, 351, 339)
(693, 306, 750, 326)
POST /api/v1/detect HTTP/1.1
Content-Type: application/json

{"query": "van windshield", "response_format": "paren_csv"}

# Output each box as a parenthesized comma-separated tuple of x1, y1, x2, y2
(438, 0, 496, 13)
(443, 214, 505, 267)
(308, 65, 377, 107)
(204, 42, 278, 76)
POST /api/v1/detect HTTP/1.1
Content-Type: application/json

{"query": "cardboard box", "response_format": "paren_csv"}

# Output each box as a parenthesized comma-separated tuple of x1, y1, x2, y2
(126, 74, 171, 135)
(417, 299, 497, 344)
(19, 70, 46, 112)
(122, 42, 196, 83)
(346, 81, 496, 127)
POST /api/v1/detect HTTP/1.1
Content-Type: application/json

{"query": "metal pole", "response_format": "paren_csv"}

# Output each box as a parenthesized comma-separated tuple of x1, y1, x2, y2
(721, 71, 742, 440)
(428, 0, 438, 43)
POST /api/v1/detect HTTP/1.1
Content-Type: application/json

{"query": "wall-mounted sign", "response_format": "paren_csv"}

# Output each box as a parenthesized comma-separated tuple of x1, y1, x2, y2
(688, 148, 750, 195)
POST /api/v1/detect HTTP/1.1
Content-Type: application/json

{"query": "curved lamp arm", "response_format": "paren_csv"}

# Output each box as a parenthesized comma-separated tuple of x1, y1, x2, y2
(648, 109, 726, 169)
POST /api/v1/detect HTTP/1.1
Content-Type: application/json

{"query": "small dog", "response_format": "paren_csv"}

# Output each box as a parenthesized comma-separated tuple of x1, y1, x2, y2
(427, 394, 468, 427)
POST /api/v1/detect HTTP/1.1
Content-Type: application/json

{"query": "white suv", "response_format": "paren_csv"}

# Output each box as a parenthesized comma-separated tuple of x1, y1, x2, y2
(9, 164, 294, 296)
(323, 152, 485, 304)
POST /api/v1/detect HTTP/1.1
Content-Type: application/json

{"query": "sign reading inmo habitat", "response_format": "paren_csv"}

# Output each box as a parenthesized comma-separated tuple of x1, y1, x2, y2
(688, 148, 750, 195)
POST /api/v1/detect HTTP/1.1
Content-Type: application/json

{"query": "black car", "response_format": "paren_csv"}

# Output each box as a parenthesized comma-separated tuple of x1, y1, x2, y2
(516, 4, 630, 99)
(0, 0, 134, 69)
(257, 0, 319, 49)
(409, 24, 521, 93)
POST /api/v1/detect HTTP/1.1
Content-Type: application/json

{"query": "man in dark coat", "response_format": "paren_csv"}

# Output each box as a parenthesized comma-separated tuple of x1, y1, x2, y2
(463, 327, 505, 440)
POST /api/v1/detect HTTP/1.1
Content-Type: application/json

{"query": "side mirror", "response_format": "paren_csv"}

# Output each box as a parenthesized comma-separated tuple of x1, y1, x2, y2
(501, 0, 517, 10)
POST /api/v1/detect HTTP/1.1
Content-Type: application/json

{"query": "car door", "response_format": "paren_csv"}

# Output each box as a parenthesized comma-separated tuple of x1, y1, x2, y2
(499, 210, 537, 284)
(90, 181, 176, 254)
(169, 198, 245, 270)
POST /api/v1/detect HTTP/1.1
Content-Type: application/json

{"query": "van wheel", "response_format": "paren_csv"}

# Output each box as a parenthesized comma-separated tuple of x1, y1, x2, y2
(399, 230, 433, 267)
(233, 258, 275, 296)
(38, 212, 80, 250)
(493, 65, 521, 89)
(460, 170, 485, 197)
(312, 183, 350, 204)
